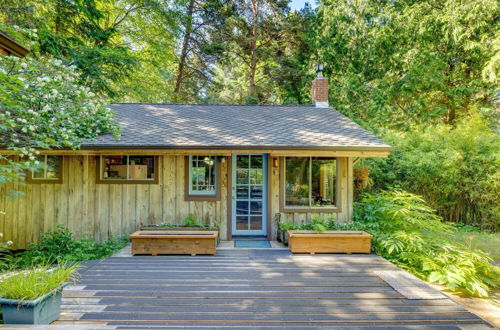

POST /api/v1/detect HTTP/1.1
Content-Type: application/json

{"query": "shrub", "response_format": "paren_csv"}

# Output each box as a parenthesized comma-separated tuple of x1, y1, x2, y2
(363, 114, 500, 230)
(5, 226, 128, 269)
(0, 264, 78, 301)
(0, 55, 120, 199)
(354, 189, 500, 297)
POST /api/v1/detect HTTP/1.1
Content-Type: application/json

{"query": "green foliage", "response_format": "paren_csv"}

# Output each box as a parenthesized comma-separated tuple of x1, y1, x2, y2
(354, 189, 500, 297)
(182, 213, 205, 228)
(0, 264, 78, 301)
(317, 0, 498, 127)
(363, 114, 500, 229)
(4, 226, 128, 269)
(0, 55, 120, 198)
(1, 1, 139, 98)
(0, 233, 14, 270)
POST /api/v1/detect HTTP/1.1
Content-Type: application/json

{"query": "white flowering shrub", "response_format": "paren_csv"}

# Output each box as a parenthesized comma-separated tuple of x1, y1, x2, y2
(0, 55, 120, 190)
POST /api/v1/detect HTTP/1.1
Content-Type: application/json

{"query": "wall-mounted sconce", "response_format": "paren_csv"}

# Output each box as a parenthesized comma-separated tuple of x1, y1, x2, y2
(221, 157, 226, 163)
(273, 158, 279, 168)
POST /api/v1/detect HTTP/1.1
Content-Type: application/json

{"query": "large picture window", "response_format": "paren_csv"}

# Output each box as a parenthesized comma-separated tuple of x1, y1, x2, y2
(282, 157, 337, 209)
(28, 155, 63, 183)
(185, 156, 220, 201)
(98, 155, 157, 183)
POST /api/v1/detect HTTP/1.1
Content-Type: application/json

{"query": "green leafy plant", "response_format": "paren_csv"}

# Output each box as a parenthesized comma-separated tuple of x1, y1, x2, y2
(364, 115, 499, 230)
(155, 222, 174, 229)
(354, 189, 500, 297)
(278, 222, 298, 231)
(0, 233, 14, 270)
(0, 264, 79, 301)
(5, 226, 128, 269)
(182, 213, 204, 228)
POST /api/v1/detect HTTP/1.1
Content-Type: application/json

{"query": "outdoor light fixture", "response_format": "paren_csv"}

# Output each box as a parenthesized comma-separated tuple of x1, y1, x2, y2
(273, 158, 279, 167)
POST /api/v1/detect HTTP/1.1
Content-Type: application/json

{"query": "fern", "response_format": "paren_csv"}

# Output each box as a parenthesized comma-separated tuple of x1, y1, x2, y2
(354, 189, 500, 297)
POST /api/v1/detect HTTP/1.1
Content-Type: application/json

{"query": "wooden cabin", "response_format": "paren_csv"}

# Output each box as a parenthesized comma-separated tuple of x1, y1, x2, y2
(0, 31, 29, 57)
(0, 72, 392, 249)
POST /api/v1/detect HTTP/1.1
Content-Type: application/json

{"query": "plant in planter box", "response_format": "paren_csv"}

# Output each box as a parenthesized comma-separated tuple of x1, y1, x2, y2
(0, 264, 78, 324)
(140, 214, 221, 245)
(277, 222, 298, 245)
(182, 213, 205, 228)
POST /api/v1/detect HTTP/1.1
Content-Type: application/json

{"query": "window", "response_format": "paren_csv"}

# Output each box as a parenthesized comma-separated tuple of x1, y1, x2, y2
(282, 157, 337, 209)
(28, 155, 62, 183)
(189, 156, 217, 195)
(185, 156, 220, 201)
(99, 155, 157, 183)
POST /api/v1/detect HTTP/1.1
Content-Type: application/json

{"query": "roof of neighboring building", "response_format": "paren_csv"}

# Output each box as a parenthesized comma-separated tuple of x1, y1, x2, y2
(82, 103, 392, 151)
(0, 31, 29, 57)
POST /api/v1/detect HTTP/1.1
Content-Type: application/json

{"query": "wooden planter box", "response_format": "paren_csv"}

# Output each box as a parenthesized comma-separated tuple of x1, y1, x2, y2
(140, 225, 220, 245)
(130, 231, 218, 256)
(288, 230, 372, 254)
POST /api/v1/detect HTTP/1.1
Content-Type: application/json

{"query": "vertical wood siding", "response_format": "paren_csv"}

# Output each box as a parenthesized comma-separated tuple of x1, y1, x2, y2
(1, 155, 352, 250)
(1, 155, 229, 250)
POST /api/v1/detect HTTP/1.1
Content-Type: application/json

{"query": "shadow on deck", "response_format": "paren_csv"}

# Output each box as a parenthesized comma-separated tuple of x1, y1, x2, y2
(55, 249, 491, 329)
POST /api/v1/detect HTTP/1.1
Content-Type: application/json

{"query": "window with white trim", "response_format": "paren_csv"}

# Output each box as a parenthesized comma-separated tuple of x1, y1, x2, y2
(189, 156, 217, 195)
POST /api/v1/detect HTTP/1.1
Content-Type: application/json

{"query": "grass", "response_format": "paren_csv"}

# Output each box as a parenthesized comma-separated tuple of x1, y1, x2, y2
(452, 230, 500, 262)
(0, 264, 78, 301)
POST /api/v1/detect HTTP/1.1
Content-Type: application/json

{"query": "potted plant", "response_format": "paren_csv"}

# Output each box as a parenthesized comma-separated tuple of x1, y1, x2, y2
(0, 264, 78, 324)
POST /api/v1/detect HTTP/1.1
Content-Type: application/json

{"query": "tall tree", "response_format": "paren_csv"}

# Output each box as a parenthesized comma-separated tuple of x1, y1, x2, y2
(171, 0, 230, 102)
(0, 0, 164, 98)
(317, 0, 499, 128)
(208, 0, 290, 103)
(271, 3, 317, 104)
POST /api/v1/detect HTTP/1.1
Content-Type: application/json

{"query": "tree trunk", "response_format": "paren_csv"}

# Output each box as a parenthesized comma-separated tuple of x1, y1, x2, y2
(247, 0, 258, 98)
(174, 0, 196, 98)
(55, 0, 62, 34)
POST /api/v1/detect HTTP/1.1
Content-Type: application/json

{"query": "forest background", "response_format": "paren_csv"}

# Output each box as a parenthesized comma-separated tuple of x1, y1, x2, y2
(1, 0, 498, 230)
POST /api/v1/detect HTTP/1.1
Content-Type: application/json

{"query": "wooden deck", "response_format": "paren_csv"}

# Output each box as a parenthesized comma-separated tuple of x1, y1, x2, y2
(56, 249, 490, 329)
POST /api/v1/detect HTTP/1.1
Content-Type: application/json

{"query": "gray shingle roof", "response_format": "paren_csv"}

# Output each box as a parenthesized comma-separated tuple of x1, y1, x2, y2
(82, 103, 392, 150)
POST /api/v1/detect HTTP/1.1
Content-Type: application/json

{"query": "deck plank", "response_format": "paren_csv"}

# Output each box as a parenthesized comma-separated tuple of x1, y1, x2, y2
(59, 250, 489, 328)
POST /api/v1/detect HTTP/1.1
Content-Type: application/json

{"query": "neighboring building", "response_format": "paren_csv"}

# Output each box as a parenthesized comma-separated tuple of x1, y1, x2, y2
(0, 70, 392, 249)
(0, 31, 29, 57)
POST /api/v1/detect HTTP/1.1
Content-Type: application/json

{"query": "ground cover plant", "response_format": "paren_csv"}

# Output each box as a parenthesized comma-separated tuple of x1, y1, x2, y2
(2, 226, 128, 270)
(451, 225, 500, 263)
(278, 189, 500, 297)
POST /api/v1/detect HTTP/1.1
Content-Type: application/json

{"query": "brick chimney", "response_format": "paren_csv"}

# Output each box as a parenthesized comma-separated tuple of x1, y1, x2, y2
(312, 64, 328, 108)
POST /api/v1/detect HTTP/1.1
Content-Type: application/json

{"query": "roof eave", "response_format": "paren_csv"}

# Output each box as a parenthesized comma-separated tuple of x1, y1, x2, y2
(79, 144, 394, 152)
(0, 31, 29, 57)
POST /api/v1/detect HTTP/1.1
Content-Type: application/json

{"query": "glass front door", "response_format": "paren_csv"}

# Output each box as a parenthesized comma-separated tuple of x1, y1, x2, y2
(232, 154, 267, 236)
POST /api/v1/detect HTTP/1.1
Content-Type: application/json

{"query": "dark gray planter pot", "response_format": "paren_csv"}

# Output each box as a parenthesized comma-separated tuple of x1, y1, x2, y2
(0, 283, 67, 324)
